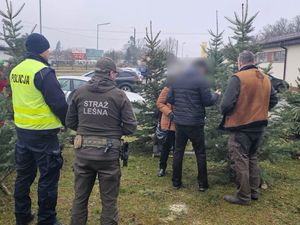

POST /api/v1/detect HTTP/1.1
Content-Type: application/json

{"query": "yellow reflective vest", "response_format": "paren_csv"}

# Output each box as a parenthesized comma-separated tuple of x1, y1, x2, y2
(10, 59, 62, 130)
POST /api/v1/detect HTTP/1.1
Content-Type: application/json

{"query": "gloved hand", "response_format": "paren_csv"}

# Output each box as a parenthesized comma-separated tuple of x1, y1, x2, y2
(168, 112, 175, 121)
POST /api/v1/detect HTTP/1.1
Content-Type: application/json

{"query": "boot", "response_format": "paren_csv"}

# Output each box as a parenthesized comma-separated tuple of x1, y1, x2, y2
(224, 195, 250, 205)
(16, 213, 35, 225)
(251, 193, 259, 200)
(198, 184, 208, 192)
(158, 168, 166, 177)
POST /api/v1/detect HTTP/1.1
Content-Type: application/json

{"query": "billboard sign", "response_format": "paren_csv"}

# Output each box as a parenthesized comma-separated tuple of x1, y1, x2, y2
(72, 48, 86, 60)
(86, 49, 104, 60)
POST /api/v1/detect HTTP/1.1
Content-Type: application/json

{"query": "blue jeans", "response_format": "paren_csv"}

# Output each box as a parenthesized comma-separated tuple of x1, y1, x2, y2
(14, 128, 63, 225)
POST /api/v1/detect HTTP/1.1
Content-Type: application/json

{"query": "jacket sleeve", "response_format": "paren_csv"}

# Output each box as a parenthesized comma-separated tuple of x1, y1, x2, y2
(34, 67, 68, 126)
(199, 78, 219, 107)
(167, 87, 175, 105)
(269, 87, 278, 110)
(220, 76, 240, 115)
(120, 93, 137, 135)
(65, 90, 79, 131)
(156, 87, 172, 116)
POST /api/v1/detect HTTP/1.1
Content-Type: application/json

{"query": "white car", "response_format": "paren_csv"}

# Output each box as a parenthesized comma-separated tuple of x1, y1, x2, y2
(57, 76, 145, 105)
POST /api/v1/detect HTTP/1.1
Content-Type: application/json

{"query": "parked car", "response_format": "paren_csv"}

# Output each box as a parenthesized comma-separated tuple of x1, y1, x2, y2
(268, 74, 289, 92)
(57, 76, 145, 106)
(121, 67, 143, 80)
(83, 69, 142, 92)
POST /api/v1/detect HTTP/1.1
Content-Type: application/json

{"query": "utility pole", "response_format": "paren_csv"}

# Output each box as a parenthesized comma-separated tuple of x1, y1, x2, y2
(175, 40, 179, 57)
(133, 27, 136, 47)
(181, 42, 186, 58)
(216, 10, 219, 35)
(39, 0, 42, 34)
(97, 22, 110, 50)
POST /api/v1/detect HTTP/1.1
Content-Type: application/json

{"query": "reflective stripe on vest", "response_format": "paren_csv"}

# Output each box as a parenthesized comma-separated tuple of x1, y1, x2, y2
(10, 59, 62, 130)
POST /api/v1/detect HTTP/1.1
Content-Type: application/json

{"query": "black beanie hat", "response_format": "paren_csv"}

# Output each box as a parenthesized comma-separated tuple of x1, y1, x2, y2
(26, 33, 50, 54)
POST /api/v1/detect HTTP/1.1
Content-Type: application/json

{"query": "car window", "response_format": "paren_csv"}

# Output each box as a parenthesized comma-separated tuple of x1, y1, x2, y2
(85, 72, 95, 77)
(73, 79, 87, 89)
(58, 79, 71, 91)
(118, 72, 134, 78)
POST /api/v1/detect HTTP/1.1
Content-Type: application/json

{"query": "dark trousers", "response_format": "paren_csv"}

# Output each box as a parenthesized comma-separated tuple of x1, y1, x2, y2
(70, 149, 121, 225)
(228, 131, 263, 201)
(14, 129, 63, 225)
(159, 131, 175, 170)
(172, 125, 208, 187)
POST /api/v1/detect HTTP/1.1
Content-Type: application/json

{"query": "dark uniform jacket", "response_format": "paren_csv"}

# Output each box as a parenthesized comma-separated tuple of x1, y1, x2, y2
(220, 65, 278, 132)
(167, 67, 219, 126)
(66, 75, 137, 139)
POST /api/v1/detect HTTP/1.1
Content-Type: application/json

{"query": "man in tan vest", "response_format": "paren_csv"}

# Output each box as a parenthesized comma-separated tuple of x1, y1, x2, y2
(220, 51, 278, 205)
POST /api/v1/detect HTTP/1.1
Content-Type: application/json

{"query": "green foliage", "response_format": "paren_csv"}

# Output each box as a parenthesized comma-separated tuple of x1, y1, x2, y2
(0, 122, 15, 178)
(0, 0, 27, 186)
(261, 84, 300, 162)
(205, 20, 230, 161)
(125, 36, 139, 66)
(223, 0, 260, 70)
(0, 0, 28, 67)
(135, 21, 167, 142)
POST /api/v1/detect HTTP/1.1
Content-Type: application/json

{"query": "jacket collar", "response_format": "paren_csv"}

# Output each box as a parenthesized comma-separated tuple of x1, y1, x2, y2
(26, 53, 50, 66)
(239, 64, 257, 72)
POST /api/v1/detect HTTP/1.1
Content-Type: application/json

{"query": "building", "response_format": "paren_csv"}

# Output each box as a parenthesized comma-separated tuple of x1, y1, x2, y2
(257, 32, 300, 87)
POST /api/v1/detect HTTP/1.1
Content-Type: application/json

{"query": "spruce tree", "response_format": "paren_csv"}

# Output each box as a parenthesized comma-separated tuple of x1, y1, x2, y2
(0, 0, 26, 194)
(135, 21, 167, 149)
(223, 0, 260, 70)
(205, 11, 230, 161)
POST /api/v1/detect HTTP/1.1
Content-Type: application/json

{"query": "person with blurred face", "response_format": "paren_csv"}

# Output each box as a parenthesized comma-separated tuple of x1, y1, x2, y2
(10, 33, 67, 225)
(167, 59, 221, 191)
(220, 50, 278, 205)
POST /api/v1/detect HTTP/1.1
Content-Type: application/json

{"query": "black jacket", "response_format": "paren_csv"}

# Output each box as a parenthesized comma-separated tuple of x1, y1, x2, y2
(167, 67, 219, 126)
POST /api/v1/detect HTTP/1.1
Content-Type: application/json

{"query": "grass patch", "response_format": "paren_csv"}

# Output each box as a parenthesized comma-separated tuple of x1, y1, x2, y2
(1, 147, 300, 225)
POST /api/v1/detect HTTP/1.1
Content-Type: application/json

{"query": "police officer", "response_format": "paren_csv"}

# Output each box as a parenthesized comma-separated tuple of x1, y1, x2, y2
(10, 33, 67, 224)
(66, 57, 137, 225)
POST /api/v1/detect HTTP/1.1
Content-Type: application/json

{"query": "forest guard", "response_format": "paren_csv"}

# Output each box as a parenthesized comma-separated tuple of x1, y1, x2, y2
(66, 57, 137, 225)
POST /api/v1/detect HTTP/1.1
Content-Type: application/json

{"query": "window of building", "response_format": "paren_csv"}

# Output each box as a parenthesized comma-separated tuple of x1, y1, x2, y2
(256, 50, 286, 63)
(273, 50, 286, 63)
(256, 52, 267, 63)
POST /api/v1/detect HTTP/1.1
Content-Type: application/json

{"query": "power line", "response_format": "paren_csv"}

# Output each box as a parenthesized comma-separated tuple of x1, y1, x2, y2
(22, 20, 228, 36)
(23, 24, 129, 41)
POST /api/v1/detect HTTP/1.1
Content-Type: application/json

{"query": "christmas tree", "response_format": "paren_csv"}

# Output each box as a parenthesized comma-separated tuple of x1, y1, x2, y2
(223, 0, 260, 70)
(205, 11, 230, 161)
(135, 21, 167, 149)
(0, 0, 26, 194)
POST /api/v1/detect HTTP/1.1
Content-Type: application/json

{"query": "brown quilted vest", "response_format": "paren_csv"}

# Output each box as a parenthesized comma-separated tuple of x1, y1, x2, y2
(224, 68, 271, 129)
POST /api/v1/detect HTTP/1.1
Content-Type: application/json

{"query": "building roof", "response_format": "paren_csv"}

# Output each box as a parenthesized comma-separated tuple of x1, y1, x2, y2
(260, 32, 300, 49)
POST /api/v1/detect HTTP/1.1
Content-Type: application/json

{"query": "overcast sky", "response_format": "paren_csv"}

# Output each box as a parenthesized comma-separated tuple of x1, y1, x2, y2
(1, 0, 300, 57)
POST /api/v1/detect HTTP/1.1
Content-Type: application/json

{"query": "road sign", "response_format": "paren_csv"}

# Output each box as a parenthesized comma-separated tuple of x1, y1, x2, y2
(86, 49, 103, 60)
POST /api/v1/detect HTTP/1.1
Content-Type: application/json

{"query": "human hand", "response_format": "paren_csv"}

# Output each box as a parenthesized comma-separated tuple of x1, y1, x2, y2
(215, 89, 222, 95)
